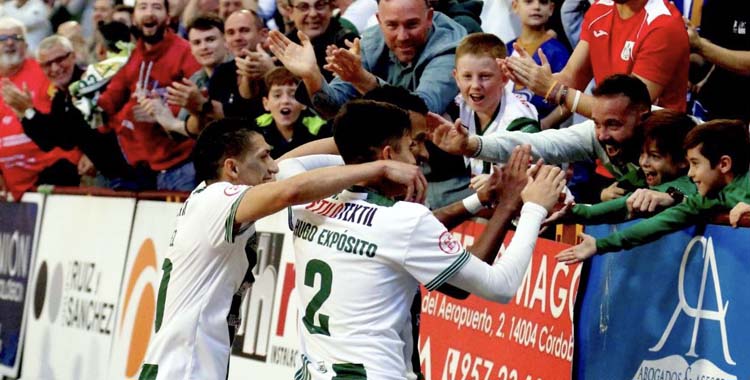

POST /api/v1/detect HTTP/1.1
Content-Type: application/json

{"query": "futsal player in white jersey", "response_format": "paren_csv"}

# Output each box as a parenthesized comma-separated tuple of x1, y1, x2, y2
(290, 100, 566, 380)
(138, 118, 427, 380)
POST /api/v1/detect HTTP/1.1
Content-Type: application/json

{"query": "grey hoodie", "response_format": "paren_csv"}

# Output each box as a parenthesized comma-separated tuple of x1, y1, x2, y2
(305, 12, 466, 118)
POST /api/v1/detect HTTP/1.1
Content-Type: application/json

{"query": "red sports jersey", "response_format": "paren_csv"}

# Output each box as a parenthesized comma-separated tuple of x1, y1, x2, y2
(0, 59, 81, 200)
(581, 0, 689, 111)
(97, 30, 201, 171)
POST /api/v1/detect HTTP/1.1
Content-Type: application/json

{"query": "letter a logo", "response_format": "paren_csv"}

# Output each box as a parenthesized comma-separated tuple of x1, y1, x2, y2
(649, 236, 736, 365)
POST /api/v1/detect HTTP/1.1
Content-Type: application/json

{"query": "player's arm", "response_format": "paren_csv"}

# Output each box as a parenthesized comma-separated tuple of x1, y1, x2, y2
(275, 154, 345, 180)
(445, 165, 565, 303)
(234, 160, 426, 224)
(277, 137, 339, 161)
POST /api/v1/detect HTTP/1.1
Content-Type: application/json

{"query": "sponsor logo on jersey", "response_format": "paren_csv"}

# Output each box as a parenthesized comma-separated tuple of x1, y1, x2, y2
(224, 185, 243, 196)
(438, 231, 460, 255)
(592, 30, 609, 38)
(621, 41, 635, 61)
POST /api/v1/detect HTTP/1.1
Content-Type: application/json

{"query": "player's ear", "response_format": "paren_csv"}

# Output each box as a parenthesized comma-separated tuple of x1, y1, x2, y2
(223, 158, 240, 180)
(381, 145, 394, 160)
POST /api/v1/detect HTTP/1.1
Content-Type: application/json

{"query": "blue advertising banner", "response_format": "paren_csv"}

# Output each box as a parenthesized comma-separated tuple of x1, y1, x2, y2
(577, 221, 749, 380)
(0, 195, 42, 378)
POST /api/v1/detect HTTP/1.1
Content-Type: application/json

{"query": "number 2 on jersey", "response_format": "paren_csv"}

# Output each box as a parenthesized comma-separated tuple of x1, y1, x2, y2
(303, 259, 332, 336)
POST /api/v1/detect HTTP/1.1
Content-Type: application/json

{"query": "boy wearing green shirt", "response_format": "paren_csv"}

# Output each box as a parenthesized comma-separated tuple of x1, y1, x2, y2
(560, 110, 697, 225)
(557, 119, 750, 264)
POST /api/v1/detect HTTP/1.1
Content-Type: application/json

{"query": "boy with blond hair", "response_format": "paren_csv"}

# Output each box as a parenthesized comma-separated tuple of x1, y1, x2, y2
(450, 32, 539, 176)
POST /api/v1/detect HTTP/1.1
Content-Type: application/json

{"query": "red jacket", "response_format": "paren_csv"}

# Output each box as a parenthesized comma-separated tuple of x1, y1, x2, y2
(0, 59, 82, 200)
(97, 31, 201, 170)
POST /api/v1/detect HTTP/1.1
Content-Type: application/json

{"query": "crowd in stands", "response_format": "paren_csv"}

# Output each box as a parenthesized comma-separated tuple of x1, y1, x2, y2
(1, 0, 749, 236)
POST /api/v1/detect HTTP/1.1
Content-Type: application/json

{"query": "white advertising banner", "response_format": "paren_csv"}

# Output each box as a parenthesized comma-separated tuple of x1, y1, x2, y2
(21, 195, 135, 380)
(107, 200, 181, 380)
(0, 193, 44, 378)
(228, 210, 298, 379)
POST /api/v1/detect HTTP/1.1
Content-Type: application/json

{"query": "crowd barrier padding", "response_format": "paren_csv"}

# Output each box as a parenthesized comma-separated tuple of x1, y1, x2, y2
(577, 222, 750, 380)
(2, 191, 749, 380)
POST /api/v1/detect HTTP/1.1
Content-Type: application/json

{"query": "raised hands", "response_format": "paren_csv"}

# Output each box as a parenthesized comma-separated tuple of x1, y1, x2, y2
(476, 145, 541, 210)
(1, 79, 33, 117)
(166, 78, 205, 114)
(555, 233, 597, 265)
(236, 43, 276, 81)
(268, 30, 320, 81)
(138, 95, 182, 134)
(323, 38, 378, 94)
(378, 160, 428, 204)
(601, 181, 626, 201)
(427, 112, 479, 156)
(521, 164, 566, 212)
(504, 42, 555, 97)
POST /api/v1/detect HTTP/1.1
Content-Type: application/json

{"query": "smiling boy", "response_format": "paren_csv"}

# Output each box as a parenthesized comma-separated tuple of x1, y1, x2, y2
(557, 119, 750, 264)
(451, 32, 539, 175)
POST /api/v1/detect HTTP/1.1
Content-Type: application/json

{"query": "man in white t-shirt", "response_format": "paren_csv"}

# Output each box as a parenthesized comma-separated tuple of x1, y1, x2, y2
(290, 100, 565, 380)
(138, 118, 426, 380)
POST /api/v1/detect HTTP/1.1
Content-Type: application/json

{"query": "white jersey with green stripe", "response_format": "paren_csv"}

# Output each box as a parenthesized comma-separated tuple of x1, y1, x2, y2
(139, 181, 256, 380)
(290, 187, 470, 380)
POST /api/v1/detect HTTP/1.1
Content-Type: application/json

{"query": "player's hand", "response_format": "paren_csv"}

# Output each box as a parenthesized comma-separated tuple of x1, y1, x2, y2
(555, 233, 597, 264)
(600, 182, 626, 202)
(268, 30, 320, 80)
(626, 188, 675, 214)
(1, 79, 33, 117)
(379, 160, 427, 204)
(496, 145, 537, 210)
(504, 42, 555, 97)
(521, 164, 566, 212)
(729, 202, 750, 228)
(427, 112, 479, 156)
(544, 200, 574, 226)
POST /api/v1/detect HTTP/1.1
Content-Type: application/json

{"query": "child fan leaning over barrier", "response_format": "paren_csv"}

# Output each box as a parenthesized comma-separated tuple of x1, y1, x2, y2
(556, 119, 750, 264)
(549, 109, 698, 225)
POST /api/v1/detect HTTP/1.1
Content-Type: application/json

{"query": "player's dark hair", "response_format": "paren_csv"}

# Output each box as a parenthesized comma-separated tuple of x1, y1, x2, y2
(187, 13, 224, 34)
(592, 74, 651, 114)
(641, 109, 696, 171)
(334, 100, 411, 165)
(193, 118, 262, 182)
(363, 85, 428, 115)
(683, 119, 750, 177)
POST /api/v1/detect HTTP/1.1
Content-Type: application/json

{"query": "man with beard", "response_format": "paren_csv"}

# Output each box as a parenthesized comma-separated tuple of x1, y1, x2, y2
(0, 18, 81, 200)
(431, 74, 653, 196)
(139, 14, 230, 137)
(95, 0, 201, 190)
